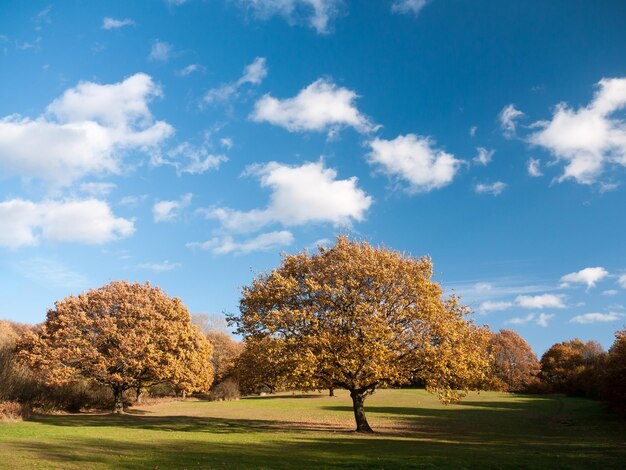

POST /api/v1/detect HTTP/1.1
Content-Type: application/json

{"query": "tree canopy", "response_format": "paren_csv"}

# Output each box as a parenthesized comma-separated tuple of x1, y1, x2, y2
(487, 329, 540, 392)
(231, 236, 490, 432)
(17, 281, 213, 413)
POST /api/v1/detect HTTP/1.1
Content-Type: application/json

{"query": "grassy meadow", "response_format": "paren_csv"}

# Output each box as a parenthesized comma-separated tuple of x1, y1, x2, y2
(1, 389, 625, 469)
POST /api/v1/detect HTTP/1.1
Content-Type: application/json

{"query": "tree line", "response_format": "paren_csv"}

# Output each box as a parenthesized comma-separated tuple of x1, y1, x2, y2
(1, 237, 625, 431)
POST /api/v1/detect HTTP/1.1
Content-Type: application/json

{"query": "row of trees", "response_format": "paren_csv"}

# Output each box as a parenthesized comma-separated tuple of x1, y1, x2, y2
(2, 236, 625, 431)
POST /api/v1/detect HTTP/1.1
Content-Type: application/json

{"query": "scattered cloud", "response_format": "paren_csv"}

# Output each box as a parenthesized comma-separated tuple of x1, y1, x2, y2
(102, 17, 134, 30)
(164, 142, 228, 175)
(602, 289, 619, 296)
(619, 274, 626, 289)
(505, 312, 554, 327)
(516, 294, 566, 309)
(536, 313, 554, 327)
(499, 104, 524, 138)
(234, 0, 343, 34)
(477, 300, 514, 314)
(153, 193, 193, 222)
(136, 261, 180, 272)
(391, 0, 430, 17)
(16, 257, 87, 288)
(203, 160, 372, 233)
(204, 57, 267, 104)
(148, 40, 173, 62)
(560, 266, 609, 289)
(527, 158, 543, 177)
(473, 147, 494, 166)
(0, 199, 134, 248)
(474, 181, 506, 196)
(528, 77, 626, 185)
(220, 137, 234, 149)
(119, 194, 148, 208)
(251, 78, 377, 135)
(188, 230, 294, 255)
(367, 134, 462, 193)
(79, 182, 116, 197)
(469, 126, 477, 137)
(570, 312, 623, 324)
(176, 64, 205, 77)
(0, 73, 173, 185)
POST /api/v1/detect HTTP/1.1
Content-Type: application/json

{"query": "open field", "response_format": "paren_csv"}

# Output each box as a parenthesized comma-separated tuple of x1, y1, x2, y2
(1, 389, 625, 469)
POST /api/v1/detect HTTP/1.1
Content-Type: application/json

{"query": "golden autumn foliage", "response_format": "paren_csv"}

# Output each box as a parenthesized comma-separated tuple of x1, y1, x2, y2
(232, 236, 491, 432)
(17, 281, 213, 413)
(486, 329, 541, 392)
(540, 338, 606, 397)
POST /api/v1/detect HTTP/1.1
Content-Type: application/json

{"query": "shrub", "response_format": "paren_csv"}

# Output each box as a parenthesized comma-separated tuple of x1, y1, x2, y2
(210, 378, 241, 401)
(0, 401, 32, 421)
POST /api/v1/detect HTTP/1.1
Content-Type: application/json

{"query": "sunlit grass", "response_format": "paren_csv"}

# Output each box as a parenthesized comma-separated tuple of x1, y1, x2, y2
(1, 389, 624, 469)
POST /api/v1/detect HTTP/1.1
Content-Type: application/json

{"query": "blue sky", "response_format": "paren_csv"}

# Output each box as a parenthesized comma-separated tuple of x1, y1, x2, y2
(1, 0, 625, 355)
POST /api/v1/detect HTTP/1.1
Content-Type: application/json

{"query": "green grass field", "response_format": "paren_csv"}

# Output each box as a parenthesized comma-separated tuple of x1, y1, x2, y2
(1, 389, 625, 469)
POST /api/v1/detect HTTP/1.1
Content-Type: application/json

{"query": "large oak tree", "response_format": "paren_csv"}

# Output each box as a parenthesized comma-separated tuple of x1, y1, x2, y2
(17, 281, 213, 413)
(231, 236, 490, 432)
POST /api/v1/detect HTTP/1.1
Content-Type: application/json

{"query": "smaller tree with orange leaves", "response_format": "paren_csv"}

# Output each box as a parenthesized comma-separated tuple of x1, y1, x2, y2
(486, 329, 540, 392)
(17, 281, 213, 413)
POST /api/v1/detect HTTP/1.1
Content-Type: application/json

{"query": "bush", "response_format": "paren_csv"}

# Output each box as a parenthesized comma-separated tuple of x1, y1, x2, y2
(209, 378, 241, 401)
(0, 401, 32, 421)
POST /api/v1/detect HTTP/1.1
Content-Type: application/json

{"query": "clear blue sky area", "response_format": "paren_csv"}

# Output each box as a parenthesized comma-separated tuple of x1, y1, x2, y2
(1, 0, 625, 354)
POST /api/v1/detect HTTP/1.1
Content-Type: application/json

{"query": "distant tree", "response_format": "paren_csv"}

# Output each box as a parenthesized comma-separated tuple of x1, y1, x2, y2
(603, 329, 626, 412)
(192, 313, 243, 388)
(17, 281, 214, 413)
(487, 329, 540, 392)
(540, 338, 605, 397)
(231, 236, 491, 432)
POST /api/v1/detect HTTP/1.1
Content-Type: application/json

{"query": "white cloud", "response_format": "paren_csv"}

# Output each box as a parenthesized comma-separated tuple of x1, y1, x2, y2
(536, 313, 554, 327)
(79, 182, 116, 197)
(560, 267, 609, 289)
(474, 282, 492, 292)
(505, 312, 553, 327)
(570, 312, 623, 324)
(148, 40, 173, 62)
(153, 193, 192, 222)
(164, 142, 228, 175)
(619, 273, 626, 289)
(0, 199, 134, 248)
(136, 261, 180, 272)
(469, 126, 477, 137)
(176, 64, 205, 77)
(188, 230, 294, 255)
(203, 160, 372, 233)
(235, 0, 342, 34)
(499, 104, 524, 138)
(602, 290, 619, 296)
(528, 77, 626, 184)
(516, 294, 566, 309)
(477, 300, 514, 314)
(367, 134, 461, 193)
(527, 158, 543, 177)
(474, 181, 506, 196)
(220, 137, 234, 149)
(102, 17, 134, 29)
(0, 73, 173, 185)
(391, 0, 429, 16)
(251, 78, 376, 135)
(473, 147, 494, 166)
(505, 313, 534, 325)
(205, 57, 267, 104)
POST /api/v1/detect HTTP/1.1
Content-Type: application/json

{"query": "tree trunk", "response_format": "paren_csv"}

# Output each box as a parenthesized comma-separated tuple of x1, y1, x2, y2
(135, 387, 142, 404)
(350, 390, 373, 433)
(112, 387, 124, 414)
(329, 387, 335, 397)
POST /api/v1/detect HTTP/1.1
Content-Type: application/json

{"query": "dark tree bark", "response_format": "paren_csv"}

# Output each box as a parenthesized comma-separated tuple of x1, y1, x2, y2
(112, 387, 124, 414)
(329, 387, 335, 397)
(135, 386, 142, 404)
(350, 390, 373, 433)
